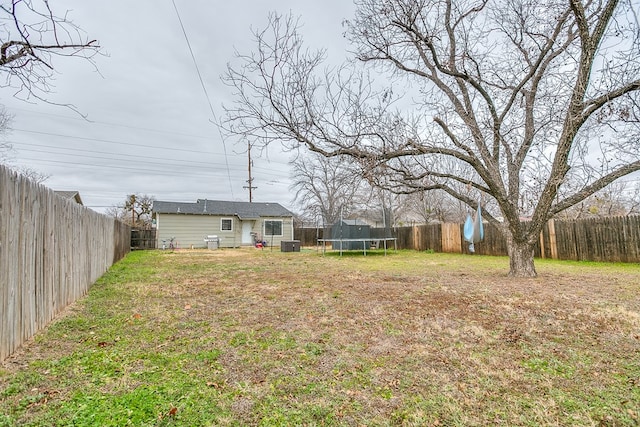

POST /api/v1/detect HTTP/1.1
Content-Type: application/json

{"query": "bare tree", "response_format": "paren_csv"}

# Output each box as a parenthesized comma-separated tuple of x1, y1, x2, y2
(0, 104, 50, 182)
(402, 190, 467, 224)
(223, 2, 640, 277)
(1, 0, 99, 106)
(625, 183, 640, 216)
(107, 194, 155, 228)
(104, 205, 126, 222)
(0, 105, 13, 162)
(557, 180, 640, 219)
(368, 187, 401, 228)
(291, 151, 366, 226)
(13, 165, 49, 183)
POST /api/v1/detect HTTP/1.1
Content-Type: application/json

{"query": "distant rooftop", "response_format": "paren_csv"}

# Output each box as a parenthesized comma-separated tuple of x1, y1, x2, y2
(334, 219, 370, 226)
(54, 191, 83, 205)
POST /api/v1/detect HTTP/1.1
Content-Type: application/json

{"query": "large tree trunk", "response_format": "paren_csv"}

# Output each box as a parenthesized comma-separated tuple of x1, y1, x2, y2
(507, 240, 537, 277)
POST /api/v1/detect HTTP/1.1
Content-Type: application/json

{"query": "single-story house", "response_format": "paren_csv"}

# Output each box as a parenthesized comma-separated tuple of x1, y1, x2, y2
(152, 199, 295, 249)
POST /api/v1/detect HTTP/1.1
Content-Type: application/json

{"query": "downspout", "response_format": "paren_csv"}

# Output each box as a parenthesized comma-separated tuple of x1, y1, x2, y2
(155, 214, 160, 248)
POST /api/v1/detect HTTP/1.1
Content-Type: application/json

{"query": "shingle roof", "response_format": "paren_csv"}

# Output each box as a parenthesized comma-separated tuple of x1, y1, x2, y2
(54, 190, 83, 205)
(152, 199, 293, 218)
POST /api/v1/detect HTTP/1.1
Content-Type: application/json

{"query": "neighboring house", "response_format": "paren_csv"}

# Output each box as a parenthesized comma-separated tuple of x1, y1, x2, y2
(54, 190, 83, 205)
(152, 199, 295, 248)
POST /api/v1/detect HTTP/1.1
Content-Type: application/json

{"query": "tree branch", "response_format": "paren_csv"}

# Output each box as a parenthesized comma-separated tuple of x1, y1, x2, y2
(551, 160, 640, 215)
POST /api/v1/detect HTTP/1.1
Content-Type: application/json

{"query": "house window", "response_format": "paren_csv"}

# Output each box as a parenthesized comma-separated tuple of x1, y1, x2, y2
(221, 218, 233, 231)
(264, 220, 283, 236)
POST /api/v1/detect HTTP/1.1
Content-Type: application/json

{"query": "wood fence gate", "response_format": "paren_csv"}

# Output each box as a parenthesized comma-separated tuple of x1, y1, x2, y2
(131, 228, 157, 249)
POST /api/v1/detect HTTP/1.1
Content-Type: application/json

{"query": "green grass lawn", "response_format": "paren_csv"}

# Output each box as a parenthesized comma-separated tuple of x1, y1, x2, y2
(1, 249, 639, 426)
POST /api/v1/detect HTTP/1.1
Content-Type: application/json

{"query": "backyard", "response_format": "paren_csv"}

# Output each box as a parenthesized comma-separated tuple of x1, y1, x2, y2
(1, 249, 639, 426)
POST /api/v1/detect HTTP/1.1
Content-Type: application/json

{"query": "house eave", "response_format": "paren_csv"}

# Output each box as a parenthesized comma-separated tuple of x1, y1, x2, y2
(236, 215, 260, 220)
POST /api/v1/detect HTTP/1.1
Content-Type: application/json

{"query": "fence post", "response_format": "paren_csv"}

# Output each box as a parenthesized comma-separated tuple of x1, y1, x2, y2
(548, 219, 558, 259)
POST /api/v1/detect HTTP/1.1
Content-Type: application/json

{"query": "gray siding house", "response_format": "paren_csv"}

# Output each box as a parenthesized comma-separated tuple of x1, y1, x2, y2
(152, 199, 294, 249)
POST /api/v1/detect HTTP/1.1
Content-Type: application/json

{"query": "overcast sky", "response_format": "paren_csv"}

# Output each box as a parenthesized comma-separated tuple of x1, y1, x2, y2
(2, 0, 356, 213)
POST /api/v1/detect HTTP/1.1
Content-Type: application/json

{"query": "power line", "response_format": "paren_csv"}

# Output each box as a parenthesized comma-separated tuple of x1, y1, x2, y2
(11, 141, 225, 168)
(171, 0, 235, 198)
(19, 156, 223, 177)
(13, 128, 225, 156)
(17, 155, 291, 180)
(16, 147, 224, 169)
(11, 142, 290, 179)
(9, 106, 215, 140)
(10, 130, 293, 166)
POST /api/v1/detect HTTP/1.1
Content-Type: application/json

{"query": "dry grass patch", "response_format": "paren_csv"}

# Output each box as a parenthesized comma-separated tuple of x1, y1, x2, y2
(1, 249, 639, 426)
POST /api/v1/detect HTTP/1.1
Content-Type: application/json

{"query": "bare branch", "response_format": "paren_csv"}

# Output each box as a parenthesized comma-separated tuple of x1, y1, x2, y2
(0, 0, 100, 105)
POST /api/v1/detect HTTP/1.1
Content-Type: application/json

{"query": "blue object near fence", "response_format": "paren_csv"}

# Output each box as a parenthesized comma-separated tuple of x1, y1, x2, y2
(464, 205, 484, 253)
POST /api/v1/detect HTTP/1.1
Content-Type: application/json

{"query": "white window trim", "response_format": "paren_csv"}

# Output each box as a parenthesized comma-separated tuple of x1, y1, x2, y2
(264, 219, 283, 237)
(221, 217, 233, 232)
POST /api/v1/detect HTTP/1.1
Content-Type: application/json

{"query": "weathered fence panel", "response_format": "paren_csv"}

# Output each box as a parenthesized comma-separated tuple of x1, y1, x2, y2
(543, 216, 640, 262)
(391, 226, 411, 250)
(441, 223, 461, 253)
(387, 224, 442, 252)
(0, 165, 130, 361)
(131, 228, 157, 250)
(294, 227, 324, 246)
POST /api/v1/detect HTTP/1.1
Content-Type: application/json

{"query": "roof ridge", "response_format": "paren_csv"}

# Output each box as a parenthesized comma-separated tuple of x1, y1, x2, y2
(152, 199, 293, 217)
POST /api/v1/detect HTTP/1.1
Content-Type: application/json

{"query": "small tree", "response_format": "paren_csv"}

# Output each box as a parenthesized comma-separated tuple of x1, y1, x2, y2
(107, 194, 155, 228)
(13, 165, 49, 183)
(0, 105, 13, 163)
(0, 104, 49, 182)
(223, 2, 640, 277)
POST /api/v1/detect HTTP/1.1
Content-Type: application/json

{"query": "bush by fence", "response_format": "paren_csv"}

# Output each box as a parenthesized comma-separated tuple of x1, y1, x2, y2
(295, 215, 640, 263)
(0, 165, 130, 361)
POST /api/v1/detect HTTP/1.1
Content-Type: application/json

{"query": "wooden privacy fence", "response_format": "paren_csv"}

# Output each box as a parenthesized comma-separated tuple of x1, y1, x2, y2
(295, 215, 640, 262)
(131, 228, 157, 250)
(540, 217, 640, 262)
(0, 165, 130, 361)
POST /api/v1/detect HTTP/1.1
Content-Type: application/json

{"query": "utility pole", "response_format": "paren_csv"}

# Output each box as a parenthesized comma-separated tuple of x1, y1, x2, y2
(243, 141, 257, 202)
(128, 194, 136, 227)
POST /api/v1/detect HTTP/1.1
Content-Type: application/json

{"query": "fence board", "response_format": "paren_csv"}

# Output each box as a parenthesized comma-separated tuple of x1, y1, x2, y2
(392, 226, 410, 250)
(548, 220, 558, 259)
(0, 169, 6, 357)
(625, 216, 639, 262)
(441, 223, 461, 253)
(1, 171, 17, 358)
(0, 165, 130, 361)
